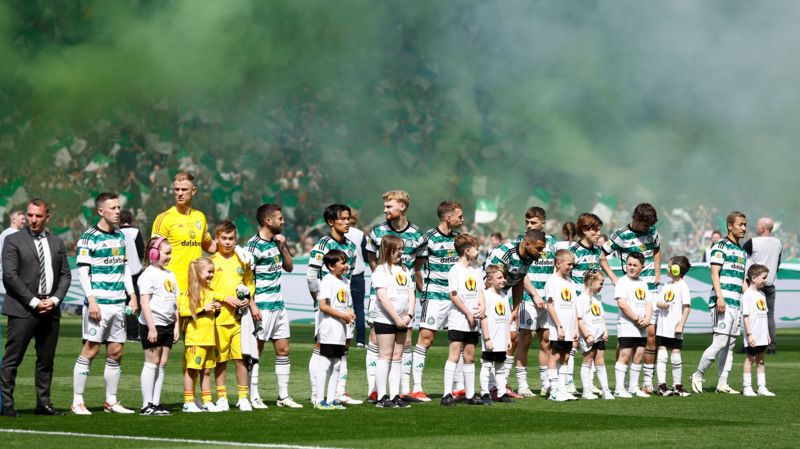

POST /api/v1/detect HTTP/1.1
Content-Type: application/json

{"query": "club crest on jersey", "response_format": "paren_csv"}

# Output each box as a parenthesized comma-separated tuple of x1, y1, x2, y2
(237, 266, 244, 275)
(664, 290, 675, 302)
(756, 297, 766, 311)
(164, 279, 174, 293)
(336, 289, 347, 303)
(561, 288, 572, 302)
(195, 221, 202, 230)
(195, 356, 202, 364)
(591, 302, 601, 316)
(427, 317, 435, 325)
(495, 301, 506, 316)
(635, 288, 646, 301)
(465, 276, 477, 292)
(395, 272, 408, 286)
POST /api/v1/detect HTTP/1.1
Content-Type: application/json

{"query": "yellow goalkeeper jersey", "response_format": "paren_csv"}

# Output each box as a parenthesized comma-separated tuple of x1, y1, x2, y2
(151, 206, 213, 293)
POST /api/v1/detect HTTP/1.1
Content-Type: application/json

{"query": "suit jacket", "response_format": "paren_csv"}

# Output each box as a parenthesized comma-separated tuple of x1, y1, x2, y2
(1, 229, 71, 318)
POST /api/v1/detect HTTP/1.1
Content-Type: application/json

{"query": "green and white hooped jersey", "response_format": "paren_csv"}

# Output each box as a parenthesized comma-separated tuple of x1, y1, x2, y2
(76, 226, 128, 305)
(308, 234, 357, 281)
(569, 241, 604, 290)
(485, 241, 536, 293)
(419, 227, 459, 301)
(708, 236, 747, 308)
(603, 224, 661, 290)
(366, 221, 425, 296)
(511, 233, 556, 301)
(246, 235, 284, 311)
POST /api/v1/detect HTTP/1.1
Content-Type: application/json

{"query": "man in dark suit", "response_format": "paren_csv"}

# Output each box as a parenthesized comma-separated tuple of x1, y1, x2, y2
(1, 198, 71, 417)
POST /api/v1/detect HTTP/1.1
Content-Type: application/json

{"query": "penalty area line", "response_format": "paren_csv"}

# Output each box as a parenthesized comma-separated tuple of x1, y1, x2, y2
(0, 428, 338, 449)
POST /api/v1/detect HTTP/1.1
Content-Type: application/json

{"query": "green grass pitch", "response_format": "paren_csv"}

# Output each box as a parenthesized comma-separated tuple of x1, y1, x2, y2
(1, 318, 799, 448)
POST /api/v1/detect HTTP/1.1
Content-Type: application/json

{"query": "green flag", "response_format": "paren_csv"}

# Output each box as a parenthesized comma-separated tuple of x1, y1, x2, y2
(475, 197, 498, 224)
(529, 186, 552, 209)
(592, 194, 618, 224)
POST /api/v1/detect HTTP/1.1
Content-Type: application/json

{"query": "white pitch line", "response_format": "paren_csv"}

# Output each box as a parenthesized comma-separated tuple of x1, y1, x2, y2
(0, 428, 338, 449)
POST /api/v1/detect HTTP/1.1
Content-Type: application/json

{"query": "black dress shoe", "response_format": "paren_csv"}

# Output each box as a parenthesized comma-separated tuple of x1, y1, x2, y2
(1, 408, 20, 417)
(35, 404, 64, 416)
(766, 348, 777, 355)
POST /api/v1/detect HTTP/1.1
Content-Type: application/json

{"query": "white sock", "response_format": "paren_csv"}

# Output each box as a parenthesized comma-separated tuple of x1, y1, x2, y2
(495, 361, 508, 394)
(153, 365, 166, 405)
(140, 362, 158, 407)
(516, 365, 528, 389)
(596, 365, 609, 390)
(656, 348, 668, 385)
(463, 363, 476, 399)
(104, 358, 121, 404)
(336, 352, 348, 397)
(366, 343, 378, 395)
(401, 346, 412, 394)
(629, 363, 642, 391)
(614, 362, 628, 392)
(643, 363, 655, 387)
(567, 349, 576, 381)
(309, 349, 320, 400)
(412, 344, 427, 392)
(742, 372, 752, 388)
(717, 338, 736, 386)
(327, 358, 341, 403)
(503, 358, 514, 388)
(275, 355, 291, 399)
(316, 356, 332, 404)
(376, 358, 390, 399)
(454, 353, 465, 391)
(539, 365, 549, 389)
(73, 356, 91, 406)
(389, 360, 402, 399)
(671, 352, 682, 386)
(547, 368, 558, 389)
(696, 333, 727, 376)
(249, 362, 261, 401)
(480, 360, 491, 395)
(558, 364, 569, 390)
(757, 372, 766, 389)
(580, 365, 592, 394)
(444, 361, 457, 396)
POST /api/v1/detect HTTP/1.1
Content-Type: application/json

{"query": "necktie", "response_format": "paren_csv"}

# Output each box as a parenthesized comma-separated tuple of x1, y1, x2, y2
(35, 234, 47, 295)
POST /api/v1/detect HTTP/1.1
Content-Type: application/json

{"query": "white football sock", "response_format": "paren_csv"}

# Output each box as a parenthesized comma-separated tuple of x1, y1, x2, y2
(141, 362, 158, 407)
(412, 344, 427, 392)
(444, 361, 457, 396)
(316, 356, 332, 404)
(275, 355, 290, 399)
(73, 356, 91, 406)
(376, 358, 390, 399)
(656, 348, 668, 385)
(671, 352, 683, 386)
(366, 343, 378, 395)
(389, 360, 402, 399)
(336, 352, 348, 397)
(104, 358, 121, 404)
(309, 349, 320, 400)
(463, 363, 476, 399)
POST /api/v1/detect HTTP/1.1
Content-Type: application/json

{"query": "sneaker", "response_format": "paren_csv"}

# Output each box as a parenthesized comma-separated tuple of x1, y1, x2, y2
(490, 386, 499, 401)
(277, 397, 304, 408)
(691, 374, 704, 394)
(614, 389, 633, 399)
(104, 402, 135, 414)
(640, 385, 654, 395)
(742, 386, 757, 397)
(581, 392, 598, 400)
(215, 397, 230, 412)
(630, 388, 651, 398)
(203, 401, 221, 412)
(182, 402, 204, 413)
(330, 400, 347, 410)
(602, 389, 615, 400)
(315, 400, 335, 410)
(715, 384, 740, 395)
(553, 391, 575, 402)
(548, 387, 560, 401)
(400, 394, 423, 403)
(250, 397, 269, 409)
(464, 396, 485, 405)
(71, 403, 92, 415)
(656, 383, 673, 397)
(673, 384, 691, 397)
(140, 403, 156, 416)
(565, 379, 578, 395)
(376, 395, 396, 408)
(539, 386, 550, 398)
(496, 394, 514, 403)
(480, 393, 493, 405)
(356, 342, 365, 348)
(153, 404, 171, 415)
(591, 384, 602, 395)
(505, 387, 524, 399)
(757, 387, 775, 397)
(392, 395, 410, 408)
(452, 389, 466, 400)
(236, 398, 252, 412)
(367, 390, 378, 404)
(440, 393, 456, 407)
(517, 386, 535, 397)
(409, 390, 432, 402)
(337, 393, 363, 405)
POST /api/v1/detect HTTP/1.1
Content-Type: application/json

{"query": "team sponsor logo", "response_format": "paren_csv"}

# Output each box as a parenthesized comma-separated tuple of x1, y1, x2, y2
(395, 273, 408, 286)
(195, 221, 202, 230)
(465, 276, 477, 292)
(561, 288, 572, 302)
(756, 297, 767, 311)
(337, 289, 347, 303)
(112, 247, 121, 256)
(79, 248, 89, 257)
(591, 302, 601, 316)
(189, 230, 197, 240)
(164, 279, 175, 293)
(495, 301, 506, 316)
(663, 290, 675, 303)
(635, 288, 646, 301)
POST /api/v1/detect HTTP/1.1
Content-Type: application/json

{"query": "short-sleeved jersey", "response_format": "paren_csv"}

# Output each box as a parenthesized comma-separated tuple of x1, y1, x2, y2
(485, 242, 536, 293)
(318, 274, 352, 345)
(569, 241, 604, 290)
(371, 264, 414, 325)
(512, 233, 556, 301)
(615, 275, 651, 338)
(151, 206, 213, 293)
(482, 288, 511, 352)
(137, 265, 179, 326)
(365, 221, 425, 271)
(447, 263, 483, 332)
(209, 252, 254, 326)
(656, 279, 691, 339)
(708, 236, 747, 308)
(418, 227, 459, 301)
(246, 235, 285, 311)
(741, 289, 769, 347)
(603, 224, 661, 290)
(76, 226, 128, 305)
(308, 234, 357, 282)
(576, 292, 605, 341)
(544, 274, 578, 341)
(178, 289, 216, 346)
